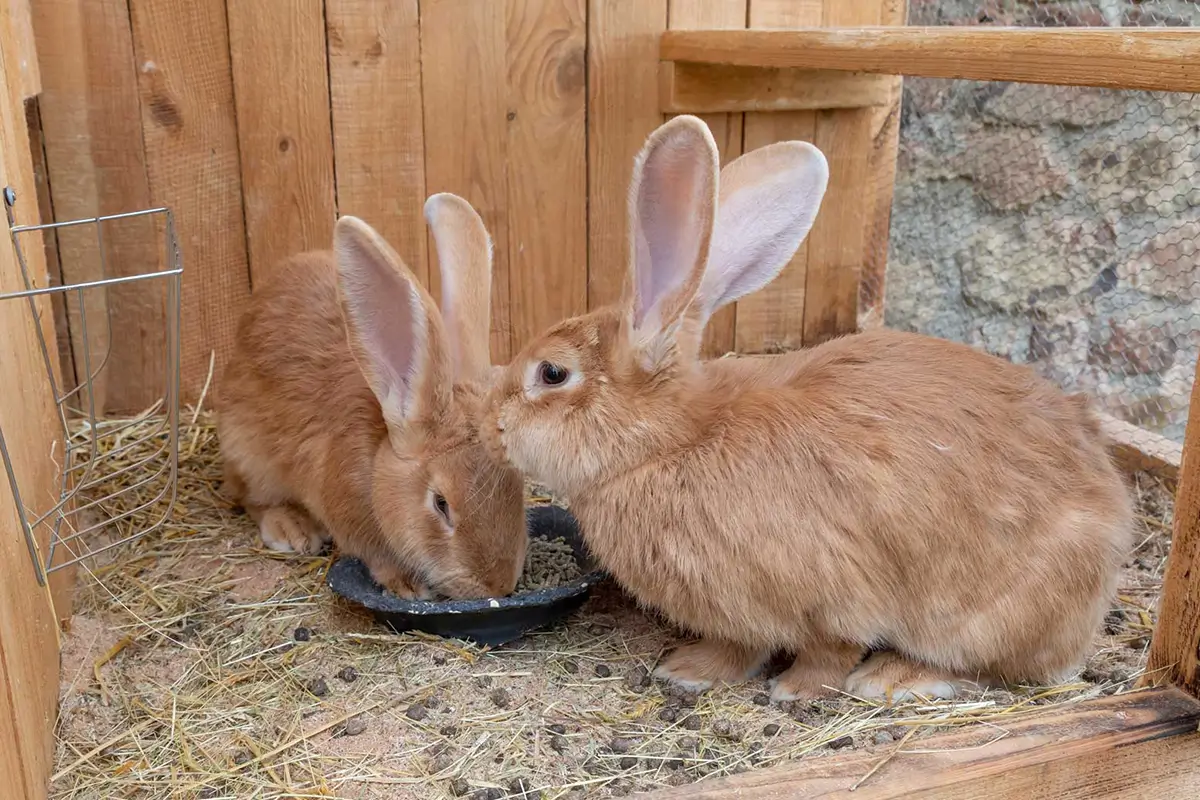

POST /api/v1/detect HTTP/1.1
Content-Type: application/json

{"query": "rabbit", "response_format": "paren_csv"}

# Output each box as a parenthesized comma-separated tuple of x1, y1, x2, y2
(217, 195, 527, 600)
(479, 115, 1134, 703)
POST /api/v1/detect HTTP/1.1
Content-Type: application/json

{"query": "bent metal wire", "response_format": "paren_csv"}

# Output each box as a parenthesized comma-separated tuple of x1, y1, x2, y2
(0, 189, 181, 585)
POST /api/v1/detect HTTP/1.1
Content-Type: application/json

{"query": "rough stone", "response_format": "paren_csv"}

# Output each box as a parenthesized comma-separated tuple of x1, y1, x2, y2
(1088, 318, 1180, 376)
(950, 128, 1069, 210)
(1119, 219, 1200, 303)
(983, 84, 1129, 128)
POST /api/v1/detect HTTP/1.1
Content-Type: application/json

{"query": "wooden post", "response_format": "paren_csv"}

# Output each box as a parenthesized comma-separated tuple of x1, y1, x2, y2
(1146, 358, 1200, 698)
(0, 4, 68, 797)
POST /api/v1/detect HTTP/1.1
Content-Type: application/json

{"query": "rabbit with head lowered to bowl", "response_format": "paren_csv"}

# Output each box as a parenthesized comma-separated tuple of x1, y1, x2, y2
(218, 196, 526, 600)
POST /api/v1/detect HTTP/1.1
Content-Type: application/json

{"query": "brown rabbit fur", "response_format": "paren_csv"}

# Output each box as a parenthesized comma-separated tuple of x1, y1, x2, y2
(218, 197, 526, 600)
(481, 116, 1134, 702)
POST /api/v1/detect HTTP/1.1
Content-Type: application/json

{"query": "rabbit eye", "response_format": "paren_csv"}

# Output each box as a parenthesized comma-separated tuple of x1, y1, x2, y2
(538, 362, 569, 386)
(432, 493, 450, 521)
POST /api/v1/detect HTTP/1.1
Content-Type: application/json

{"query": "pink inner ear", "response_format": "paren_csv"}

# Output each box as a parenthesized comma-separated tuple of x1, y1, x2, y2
(342, 248, 426, 420)
(633, 135, 713, 329)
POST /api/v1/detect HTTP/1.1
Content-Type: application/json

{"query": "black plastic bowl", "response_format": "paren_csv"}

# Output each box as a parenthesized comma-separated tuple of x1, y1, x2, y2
(326, 505, 605, 646)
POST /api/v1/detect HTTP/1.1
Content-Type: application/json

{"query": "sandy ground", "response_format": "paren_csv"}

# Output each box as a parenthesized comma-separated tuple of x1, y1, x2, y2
(49, 418, 1172, 799)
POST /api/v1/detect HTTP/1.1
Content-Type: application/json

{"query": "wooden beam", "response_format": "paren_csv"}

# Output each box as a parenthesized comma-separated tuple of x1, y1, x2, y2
(660, 27, 1200, 93)
(227, 1, 336, 285)
(730, 0, 822, 355)
(586, 0, 667, 311)
(1097, 412, 1181, 490)
(420, 0, 512, 362)
(9, 0, 39, 99)
(129, 0, 252, 401)
(644, 688, 1200, 799)
(1146, 361, 1200, 699)
(327, 0, 429, 286)
(660, 62, 893, 113)
(667, 0, 747, 360)
(0, 6, 67, 797)
(506, 0, 589, 355)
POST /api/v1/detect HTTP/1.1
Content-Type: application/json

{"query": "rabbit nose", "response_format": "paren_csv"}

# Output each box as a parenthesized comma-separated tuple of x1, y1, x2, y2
(496, 418, 506, 432)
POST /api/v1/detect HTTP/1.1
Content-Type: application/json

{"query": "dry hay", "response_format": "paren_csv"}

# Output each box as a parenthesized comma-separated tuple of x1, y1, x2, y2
(49, 409, 1173, 799)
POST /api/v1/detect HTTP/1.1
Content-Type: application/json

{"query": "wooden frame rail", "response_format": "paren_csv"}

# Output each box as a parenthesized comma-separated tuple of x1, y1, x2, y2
(661, 27, 1200, 94)
(644, 688, 1200, 799)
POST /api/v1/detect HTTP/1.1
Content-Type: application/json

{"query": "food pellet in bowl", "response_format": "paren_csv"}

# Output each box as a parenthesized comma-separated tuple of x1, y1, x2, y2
(514, 536, 581, 592)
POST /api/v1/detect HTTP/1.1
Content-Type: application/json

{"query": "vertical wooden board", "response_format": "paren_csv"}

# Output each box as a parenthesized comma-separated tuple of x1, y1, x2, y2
(326, 0, 429, 286)
(734, 0, 822, 354)
(30, 0, 109, 412)
(23, 98, 78, 626)
(129, 0, 251, 400)
(668, 0, 748, 359)
(858, 0, 906, 330)
(228, 1, 336, 286)
(0, 5, 66, 794)
(421, 0, 512, 362)
(801, 0, 886, 346)
(33, 0, 166, 414)
(24, 98, 73, 392)
(587, 0, 668, 310)
(10, 0, 38, 99)
(1147, 361, 1200, 698)
(507, 0, 587, 353)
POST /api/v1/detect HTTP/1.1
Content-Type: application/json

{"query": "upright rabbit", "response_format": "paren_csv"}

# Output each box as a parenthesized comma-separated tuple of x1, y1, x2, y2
(218, 196, 526, 599)
(481, 116, 1133, 702)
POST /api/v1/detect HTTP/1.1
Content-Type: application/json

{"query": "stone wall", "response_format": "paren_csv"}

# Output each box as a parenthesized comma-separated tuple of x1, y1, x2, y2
(882, 0, 1200, 441)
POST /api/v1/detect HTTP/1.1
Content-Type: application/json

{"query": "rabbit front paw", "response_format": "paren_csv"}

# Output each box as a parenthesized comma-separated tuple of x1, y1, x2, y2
(770, 642, 865, 702)
(652, 639, 767, 693)
(257, 506, 331, 555)
(843, 651, 967, 704)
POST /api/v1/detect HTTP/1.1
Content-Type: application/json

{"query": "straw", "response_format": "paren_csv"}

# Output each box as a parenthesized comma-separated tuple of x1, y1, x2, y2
(49, 409, 1173, 799)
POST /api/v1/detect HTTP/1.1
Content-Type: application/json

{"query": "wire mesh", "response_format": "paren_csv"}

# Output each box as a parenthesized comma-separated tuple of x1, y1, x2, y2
(873, 1, 1200, 445)
(0, 197, 181, 584)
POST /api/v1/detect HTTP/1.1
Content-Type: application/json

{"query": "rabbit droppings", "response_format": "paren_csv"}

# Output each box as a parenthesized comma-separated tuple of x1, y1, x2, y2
(218, 196, 526, 601)
(481, 116, 1134, 703)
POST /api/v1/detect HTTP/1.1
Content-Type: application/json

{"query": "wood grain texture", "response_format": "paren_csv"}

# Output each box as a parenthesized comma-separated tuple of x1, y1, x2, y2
(858, 0, 905, 330)
(9, 0, 38, 98)
(35, 0, 173, 414)
(129, 0, 251, 400)
(228, 1, 336, 286)
(733, 0, 822, 354)
(0, 6, 67, 795)
(22, 97, 78, 628)
(587, 0, 668, 310)
(326, 0, 429, 285)
(24, 97, 73, 395)
(644, 688, 1200, 799)
(1146, 361, 1200, 698)
(668, 0, 746, 359)
(421, 0, 513, 362)
(32, 0, 115, 413)
(660, 27, 1200, 93)
(662, 63, 893, 113)
(799, 1, 883, 347)
(506, 0, 588, 353)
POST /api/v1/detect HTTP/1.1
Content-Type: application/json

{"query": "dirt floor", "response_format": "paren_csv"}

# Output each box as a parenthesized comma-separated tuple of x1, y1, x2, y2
(49, 413, 1173, 799)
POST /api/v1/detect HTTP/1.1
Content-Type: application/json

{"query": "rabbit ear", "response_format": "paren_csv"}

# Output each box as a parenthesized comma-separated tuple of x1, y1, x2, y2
(334, 215, 452, 433)
(696, 141, 829, 324)
(424, 193, 494, 384)
(623, 115, 719, 362)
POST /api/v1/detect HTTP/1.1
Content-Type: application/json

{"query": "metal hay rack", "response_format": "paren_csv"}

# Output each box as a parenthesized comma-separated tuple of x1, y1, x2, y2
(0, 189, 182, 584)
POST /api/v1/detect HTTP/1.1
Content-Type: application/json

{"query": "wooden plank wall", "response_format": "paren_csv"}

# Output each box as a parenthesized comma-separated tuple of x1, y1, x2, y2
(29, 0, 904, 406)
(0, 3, 71, 796)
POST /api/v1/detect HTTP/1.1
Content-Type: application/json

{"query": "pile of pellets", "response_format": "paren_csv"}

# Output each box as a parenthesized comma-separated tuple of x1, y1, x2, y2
(514, 536, 580, 592)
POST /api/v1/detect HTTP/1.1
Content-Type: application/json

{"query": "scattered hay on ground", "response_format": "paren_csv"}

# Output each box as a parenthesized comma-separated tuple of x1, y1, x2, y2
(49, 411, 1172, 799)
